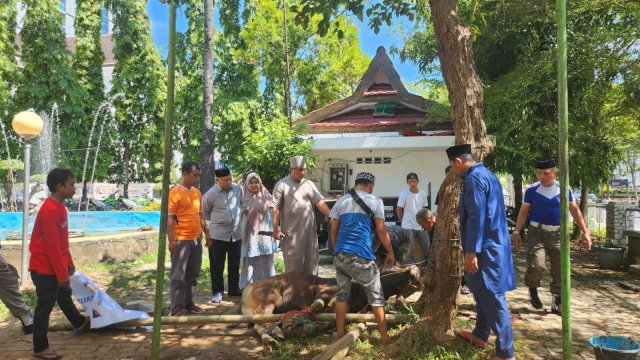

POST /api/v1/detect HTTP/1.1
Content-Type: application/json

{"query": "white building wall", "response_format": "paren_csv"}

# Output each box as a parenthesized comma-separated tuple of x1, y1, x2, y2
(306, 135, 455, 211)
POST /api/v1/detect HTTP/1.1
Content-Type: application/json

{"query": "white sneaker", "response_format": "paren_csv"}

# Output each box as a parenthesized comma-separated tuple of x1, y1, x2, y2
(211, 292, 222, 304)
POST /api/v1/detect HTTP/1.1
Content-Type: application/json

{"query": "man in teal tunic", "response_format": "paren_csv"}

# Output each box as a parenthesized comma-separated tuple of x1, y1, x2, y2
(448, 144, 516, 360)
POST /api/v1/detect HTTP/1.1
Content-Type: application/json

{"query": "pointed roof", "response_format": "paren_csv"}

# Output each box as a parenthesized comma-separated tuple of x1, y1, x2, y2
(295, 46, 437, 129)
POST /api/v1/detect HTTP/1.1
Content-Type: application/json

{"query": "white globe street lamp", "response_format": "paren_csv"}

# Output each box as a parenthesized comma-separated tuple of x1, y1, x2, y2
(12, 110, 44, 286)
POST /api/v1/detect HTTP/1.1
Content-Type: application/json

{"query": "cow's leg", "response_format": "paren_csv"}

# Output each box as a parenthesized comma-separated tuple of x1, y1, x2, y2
(310, 298, 325, 314)
(253, 304, 284, 345)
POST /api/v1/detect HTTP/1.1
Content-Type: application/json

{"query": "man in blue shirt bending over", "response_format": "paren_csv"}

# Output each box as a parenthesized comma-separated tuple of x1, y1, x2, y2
(330, 172, 396, 344)
(511, 159, 592, 314)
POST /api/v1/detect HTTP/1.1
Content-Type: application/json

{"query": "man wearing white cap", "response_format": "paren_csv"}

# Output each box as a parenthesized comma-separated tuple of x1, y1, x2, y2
(271, 156, 330, 274)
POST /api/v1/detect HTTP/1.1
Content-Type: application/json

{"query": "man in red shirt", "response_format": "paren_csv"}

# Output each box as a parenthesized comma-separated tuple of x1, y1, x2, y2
(29, 168, 89, 360)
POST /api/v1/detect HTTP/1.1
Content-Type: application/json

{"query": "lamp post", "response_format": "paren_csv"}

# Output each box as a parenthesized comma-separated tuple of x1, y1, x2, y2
(12, 110, 44, 287)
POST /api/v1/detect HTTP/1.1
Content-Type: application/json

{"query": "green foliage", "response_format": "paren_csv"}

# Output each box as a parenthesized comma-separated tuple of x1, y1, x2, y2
(239, 0, 368, 116)
(241, 117, 313, 189)
(0, 0, 19, 138)
(73, 0, 105, 108)
(16, 0, 87, 127)
(108, 0, 167, 188)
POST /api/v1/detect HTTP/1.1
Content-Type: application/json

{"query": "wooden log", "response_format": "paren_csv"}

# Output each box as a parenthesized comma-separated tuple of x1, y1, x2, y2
(312, 323, 366, 360)
(49, 313, 412, 331)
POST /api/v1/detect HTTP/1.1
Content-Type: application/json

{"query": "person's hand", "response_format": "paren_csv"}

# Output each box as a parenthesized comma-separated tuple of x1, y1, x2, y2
(385, 253, 396, 267)
(58, 277, 70, 288)
(464, 252, 478, 273)
(205, 236, 213, 248)
(272, 230, 284, 240)
(511, 232, 522, 249)
(68, 265, 76, 276)
(168, 240, 177, 254)
(582, 233, 592, 251)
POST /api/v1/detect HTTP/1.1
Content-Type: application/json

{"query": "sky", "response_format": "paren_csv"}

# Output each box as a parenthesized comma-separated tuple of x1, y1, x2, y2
(145, 1, 421, 84)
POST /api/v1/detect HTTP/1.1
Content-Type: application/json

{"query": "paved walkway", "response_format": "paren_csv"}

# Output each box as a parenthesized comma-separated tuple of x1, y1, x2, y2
(0, 251, 638, 359)
(457, 248, 640, 359)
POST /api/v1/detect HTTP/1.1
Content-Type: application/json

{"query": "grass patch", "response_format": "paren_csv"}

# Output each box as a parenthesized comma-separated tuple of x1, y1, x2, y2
(275, 256, 285, 273)
(318, 255, 334, 266)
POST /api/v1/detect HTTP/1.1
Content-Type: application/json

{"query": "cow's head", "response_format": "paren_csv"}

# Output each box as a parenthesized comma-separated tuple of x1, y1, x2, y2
(380, 264, 423, 299)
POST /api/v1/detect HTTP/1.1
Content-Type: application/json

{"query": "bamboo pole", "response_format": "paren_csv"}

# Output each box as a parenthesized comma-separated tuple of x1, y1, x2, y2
(49, 314, 413, 331)
(151, 1, 177, 359)
(312, 323, 366, 360)
(556, 0, 572, 358)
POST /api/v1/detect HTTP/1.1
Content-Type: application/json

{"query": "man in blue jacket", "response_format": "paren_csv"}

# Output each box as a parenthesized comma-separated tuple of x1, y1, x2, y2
(447, 144, 516, 360)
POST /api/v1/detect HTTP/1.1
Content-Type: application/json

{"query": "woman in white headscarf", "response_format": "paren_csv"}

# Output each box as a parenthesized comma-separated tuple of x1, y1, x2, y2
(240, 172, 279, 288)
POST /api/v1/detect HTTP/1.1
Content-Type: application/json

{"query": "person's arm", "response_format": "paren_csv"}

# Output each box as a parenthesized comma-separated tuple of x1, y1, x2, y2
(462, 178, 487, 274)
(168, 215, 177, 253)
(167, 189, 179, 253)
(396, 192, 406, 223)
(330, 218, 340, 249)
(316, 199, 330, 218)
(271, 182, 284, 239)
(510, 203, 530, 249)
(569, 201, 592, 251)
(271, 208, 283, 239)
(375, 218, 395, 266)
(396, 207, 404, 223)
(41, 211, 70, 285)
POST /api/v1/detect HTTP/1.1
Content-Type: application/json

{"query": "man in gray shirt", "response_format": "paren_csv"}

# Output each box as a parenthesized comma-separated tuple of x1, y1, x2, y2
(203, 167, 244, 303)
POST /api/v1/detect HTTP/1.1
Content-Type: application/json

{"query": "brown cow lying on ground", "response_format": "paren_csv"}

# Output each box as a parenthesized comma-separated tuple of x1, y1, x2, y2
(240, 265, 421, 346)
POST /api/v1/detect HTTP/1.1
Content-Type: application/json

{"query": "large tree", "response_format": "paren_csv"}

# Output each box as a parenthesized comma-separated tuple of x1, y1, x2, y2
(240, 0, 369, 117)
(16, 0, 87, 173)
(0, 0, 21, 202)
(0, 0, 19, 123)
(201, 0, 216, 192)
(71, 0, 108, 179)
(16, 0, 86, 118)
(295, 0, 492, 347)
(108, 0, 166, 196)
(73, 0, 105, 109)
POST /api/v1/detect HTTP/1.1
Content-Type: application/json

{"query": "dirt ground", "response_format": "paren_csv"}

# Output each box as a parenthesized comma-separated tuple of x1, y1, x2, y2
(1, 247, 639, 359)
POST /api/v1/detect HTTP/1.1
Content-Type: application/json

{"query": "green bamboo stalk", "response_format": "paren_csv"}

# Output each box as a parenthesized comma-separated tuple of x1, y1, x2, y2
(556, 0, 572, 358)
(151, 1, 177, 359)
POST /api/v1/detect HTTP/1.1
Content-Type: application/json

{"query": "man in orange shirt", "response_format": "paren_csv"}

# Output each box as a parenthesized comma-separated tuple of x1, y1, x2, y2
(29, 168, 89, 360)
(168, 162, 210, 316)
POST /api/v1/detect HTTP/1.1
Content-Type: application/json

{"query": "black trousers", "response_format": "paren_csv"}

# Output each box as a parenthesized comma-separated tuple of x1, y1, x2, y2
(209, 239, 241, 295)
(32, 271, 86, 353)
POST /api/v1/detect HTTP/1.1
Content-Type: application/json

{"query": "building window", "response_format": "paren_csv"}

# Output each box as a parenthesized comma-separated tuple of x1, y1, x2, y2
(356, 157, 391, 164)
(59, 0, 65, 12)
(101, 8, 109, 34)
(373, 102, 397, 117)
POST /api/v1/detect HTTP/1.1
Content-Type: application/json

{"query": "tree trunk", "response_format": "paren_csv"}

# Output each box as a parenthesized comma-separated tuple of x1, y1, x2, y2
(200, 0, 216, 193)
(3, 170, 16, 212)
(123, 144, 130, 198)
(571, 186, 589, 241)
(629, 151, 639, 203)
(406, 0, 492, 343)
(514, 176, 523, 214)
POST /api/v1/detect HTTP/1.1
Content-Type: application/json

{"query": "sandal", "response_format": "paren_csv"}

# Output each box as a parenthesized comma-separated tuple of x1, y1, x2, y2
(33, 348, 63, 359)
(453, 328, 488, 348)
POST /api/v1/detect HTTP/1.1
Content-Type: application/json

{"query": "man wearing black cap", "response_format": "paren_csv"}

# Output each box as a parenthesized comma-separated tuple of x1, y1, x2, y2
(447, 144, 516, 360)
(397, 172, 430, 263)
(330, 172, 396, 344)
(511, 160, 591, 315)
(203, 167, 244, 303)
